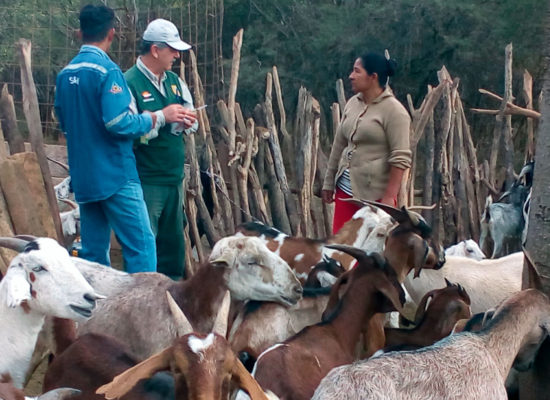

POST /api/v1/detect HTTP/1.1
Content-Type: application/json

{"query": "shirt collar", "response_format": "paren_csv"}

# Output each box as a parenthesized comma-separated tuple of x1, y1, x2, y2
(357, 87, 393, 104)
(79, 45, 110, 59)
(137, 56, 167, 86)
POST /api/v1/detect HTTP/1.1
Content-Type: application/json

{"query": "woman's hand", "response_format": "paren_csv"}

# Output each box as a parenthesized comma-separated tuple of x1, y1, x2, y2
(321, 189, 334, 204)
(379, 195, 397, 207)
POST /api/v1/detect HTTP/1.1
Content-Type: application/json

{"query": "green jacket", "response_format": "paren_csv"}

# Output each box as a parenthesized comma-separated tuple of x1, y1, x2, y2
(125, 66, 186, 185)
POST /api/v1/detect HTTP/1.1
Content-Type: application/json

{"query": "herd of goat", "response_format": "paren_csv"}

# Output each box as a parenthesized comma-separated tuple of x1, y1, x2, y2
(0, 162, 544, 400)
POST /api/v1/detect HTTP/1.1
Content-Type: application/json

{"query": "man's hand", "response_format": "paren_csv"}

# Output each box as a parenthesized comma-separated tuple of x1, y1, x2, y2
(181, 108, 197, 129)
(321, 189, 334, 204)
(162, 104, 188, 124)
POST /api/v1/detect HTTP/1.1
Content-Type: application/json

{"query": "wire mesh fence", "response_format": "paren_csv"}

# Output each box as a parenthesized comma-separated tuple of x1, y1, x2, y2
(0, 0, 224, 143)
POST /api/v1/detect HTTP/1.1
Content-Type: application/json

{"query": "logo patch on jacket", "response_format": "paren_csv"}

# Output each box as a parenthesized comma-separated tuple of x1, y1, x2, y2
(171, 85, 180, 96)
(109, 82, 123, 94)
(141, 91, 155, 102)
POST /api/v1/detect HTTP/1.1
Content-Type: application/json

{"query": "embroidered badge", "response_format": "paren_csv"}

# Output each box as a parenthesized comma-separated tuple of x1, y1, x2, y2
(142, 91, 155, 102)
(171, 85, 180, 96)
(109, 82, 123, 94)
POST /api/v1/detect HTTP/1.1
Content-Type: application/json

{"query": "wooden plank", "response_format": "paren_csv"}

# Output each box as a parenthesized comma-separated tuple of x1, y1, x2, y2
(0, 84, 25, 154)
(18, 39, 64, 243)
(0, 152, 57, 238)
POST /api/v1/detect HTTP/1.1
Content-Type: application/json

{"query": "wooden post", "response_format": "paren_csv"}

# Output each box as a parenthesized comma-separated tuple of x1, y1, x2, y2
(227, 29, 244, 158)
(0, 84, 25, 154)
(335, 79, 347, 116)
(502, 43, 515, 187)
(264, 72, 299, 235)
(189, 50, 233, 234)
(523, 70, 535, 162)
(17, 39, 64, 243)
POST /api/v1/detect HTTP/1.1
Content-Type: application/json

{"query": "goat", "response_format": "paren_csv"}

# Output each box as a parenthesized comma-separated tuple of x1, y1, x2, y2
(58, 199, 80, 249)
(383, 279, 471, 350)
(480, 195, 524, 258)
(480, 163, 532, 259)
(0, 237, 102, 388)
(237, 245, 405, 400)
(235, 205, 393, 282)
(404, 252, 523, 314)
(96, 292, 278, 400)
(54, 177, 71, 202)
(444, 239, 485, 260)
(43, 318, 175, 400)
(312, 289, 550, 400)
(77, 236, 303, 360)
(0, 375, 79, 400)
(302, 255, 345, 291)
(229, 202, 445, 364)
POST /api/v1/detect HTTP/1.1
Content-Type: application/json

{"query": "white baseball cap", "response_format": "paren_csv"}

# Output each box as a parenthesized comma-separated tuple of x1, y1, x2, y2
(143, 19, 191, 51)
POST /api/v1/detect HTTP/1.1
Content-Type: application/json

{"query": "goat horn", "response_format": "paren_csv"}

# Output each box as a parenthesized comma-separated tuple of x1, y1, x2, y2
(36, 387, 81, 400)
(15, 234, 38, 241)
(212, 290, 231, 338)
(355, 200, 408, 222)
(0, 237, 30, 252)
(47, 156, 70, 172)
(408, 203, 437, 211)
(444, 278, 453, 287)
(59, 198, 79, 209)
(324, 244, 370, 264)
(165, 291, 194, 337)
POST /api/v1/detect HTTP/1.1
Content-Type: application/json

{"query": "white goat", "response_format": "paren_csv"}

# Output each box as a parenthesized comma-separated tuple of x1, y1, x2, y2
(78, 236, 302, 359)
(445, 239, 485, 260)
(312, 289, 550, 400)
(404, 252, 523, 314)
(0, 237, 102, 388)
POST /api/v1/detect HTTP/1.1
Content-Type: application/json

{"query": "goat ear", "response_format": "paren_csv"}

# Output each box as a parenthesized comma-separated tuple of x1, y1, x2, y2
(4, 267, 31, 308)
(376, 280, 405, 314)
(35, 388, 81, 400)
(231, 358, 271, 399)
(96, 348, 172, 399)
(212, 290, 231, 337)
(413, 290, 436, 325)
(321, 273, 350, 322)
(166, 291, 194, 337)
(407, 235, 428, 278)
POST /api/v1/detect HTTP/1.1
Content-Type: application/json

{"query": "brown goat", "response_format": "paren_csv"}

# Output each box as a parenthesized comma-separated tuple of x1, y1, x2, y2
(383, 279, 472, 350)
(96, 292, 276, 400)
(43, 321, 175, 400)
(241, 245, 405, 400)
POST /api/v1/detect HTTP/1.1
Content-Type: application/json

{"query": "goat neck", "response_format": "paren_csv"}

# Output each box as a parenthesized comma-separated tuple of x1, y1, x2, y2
(324, 268, 398, 357)
(482, 289, 550, 379)
(167, 264, 229, 335)
(0, 292, 44, 388)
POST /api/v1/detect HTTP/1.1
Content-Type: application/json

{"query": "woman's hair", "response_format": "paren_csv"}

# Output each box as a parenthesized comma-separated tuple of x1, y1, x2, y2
(359, 52, 397, 88)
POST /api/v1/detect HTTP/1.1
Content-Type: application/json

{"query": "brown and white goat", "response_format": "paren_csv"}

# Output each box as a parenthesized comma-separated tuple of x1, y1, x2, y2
(229, 202, 444, 363)
(78, 236, 303, 360)
(96, 292, 277, 400)
(235, 205, 393, 282)
(236, 245, 405, 400)
(313, 289, 550, 400)
(383, 279, 471, 350)
(0, 374, 79, 400)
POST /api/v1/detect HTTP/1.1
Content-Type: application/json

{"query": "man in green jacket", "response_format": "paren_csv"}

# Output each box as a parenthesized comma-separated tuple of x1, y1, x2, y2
(125, 18, 198, 280)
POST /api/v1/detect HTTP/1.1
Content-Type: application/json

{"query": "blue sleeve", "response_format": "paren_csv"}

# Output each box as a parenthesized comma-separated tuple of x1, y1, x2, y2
(101, 68, 153, 138)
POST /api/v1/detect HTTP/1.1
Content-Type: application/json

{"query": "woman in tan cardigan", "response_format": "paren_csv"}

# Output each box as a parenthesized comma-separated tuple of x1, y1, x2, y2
(322, 52, 412, 234)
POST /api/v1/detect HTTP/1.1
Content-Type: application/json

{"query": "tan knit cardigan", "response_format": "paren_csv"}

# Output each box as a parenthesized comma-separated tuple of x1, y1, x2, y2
(322, 88, 412, 201)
